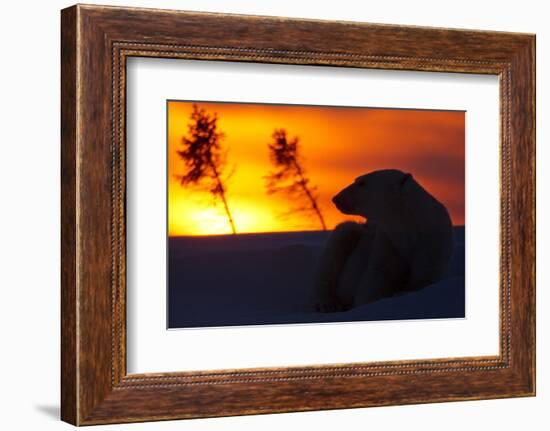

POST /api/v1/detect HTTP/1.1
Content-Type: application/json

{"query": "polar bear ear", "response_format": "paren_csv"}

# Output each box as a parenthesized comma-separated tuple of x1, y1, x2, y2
(399, 172, 413, 187)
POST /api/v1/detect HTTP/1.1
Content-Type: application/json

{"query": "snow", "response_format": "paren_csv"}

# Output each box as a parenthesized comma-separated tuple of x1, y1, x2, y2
(168, 227, 465, 328)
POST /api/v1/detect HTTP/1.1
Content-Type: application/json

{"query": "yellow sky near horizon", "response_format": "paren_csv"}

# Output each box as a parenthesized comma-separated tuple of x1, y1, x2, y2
(168, 101, 465, 236)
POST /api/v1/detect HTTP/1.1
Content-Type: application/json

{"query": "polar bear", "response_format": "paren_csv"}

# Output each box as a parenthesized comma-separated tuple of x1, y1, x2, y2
(314, 169, 453, 312)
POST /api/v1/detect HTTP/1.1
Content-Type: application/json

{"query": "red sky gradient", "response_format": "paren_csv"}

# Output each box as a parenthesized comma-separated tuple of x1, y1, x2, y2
(168, 101, 465, 236)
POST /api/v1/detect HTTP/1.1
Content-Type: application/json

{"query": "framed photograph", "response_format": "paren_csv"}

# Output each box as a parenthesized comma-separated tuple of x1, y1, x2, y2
(61, 4, 535, 425)
(164, 100, 466, 329)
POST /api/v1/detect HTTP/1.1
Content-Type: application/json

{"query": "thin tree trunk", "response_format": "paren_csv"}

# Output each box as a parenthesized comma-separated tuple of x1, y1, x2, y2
(210, 162, 237, 234)
(218, 186, 237, 235)
(293, 161, 327, 231)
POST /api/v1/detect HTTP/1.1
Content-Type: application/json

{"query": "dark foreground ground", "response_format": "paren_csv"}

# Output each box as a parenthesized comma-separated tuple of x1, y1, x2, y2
(168, 227, 465, 328)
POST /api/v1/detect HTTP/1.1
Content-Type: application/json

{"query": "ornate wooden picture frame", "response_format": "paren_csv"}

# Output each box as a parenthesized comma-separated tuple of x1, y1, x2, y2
(61, 4, 535, 425)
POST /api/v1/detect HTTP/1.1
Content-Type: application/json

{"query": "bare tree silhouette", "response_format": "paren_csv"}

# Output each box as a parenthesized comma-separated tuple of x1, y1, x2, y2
(176, 104, 236, 234)
(265, 129, 327, 231)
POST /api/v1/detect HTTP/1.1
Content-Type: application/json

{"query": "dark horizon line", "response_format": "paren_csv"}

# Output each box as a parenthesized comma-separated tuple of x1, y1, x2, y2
(169, 225, 466, 239)
(166, 98, 466, 114)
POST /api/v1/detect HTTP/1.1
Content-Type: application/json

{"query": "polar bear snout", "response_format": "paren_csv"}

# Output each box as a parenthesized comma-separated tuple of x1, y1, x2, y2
(332, 188, 356, 215)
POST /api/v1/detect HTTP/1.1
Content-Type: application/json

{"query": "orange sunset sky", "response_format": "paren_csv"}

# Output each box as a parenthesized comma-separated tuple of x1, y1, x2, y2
(168, 101, 465, 236)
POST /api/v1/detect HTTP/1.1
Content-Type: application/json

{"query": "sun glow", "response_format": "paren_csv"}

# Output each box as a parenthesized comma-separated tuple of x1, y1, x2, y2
(168, 101, 465, 236)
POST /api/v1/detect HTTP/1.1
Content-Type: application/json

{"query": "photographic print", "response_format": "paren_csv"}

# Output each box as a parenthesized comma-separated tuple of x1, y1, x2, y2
(167, 101, 465, 329)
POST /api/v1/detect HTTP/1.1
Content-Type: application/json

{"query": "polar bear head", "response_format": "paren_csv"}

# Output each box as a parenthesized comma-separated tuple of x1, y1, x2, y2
(332, 169, 412, 221)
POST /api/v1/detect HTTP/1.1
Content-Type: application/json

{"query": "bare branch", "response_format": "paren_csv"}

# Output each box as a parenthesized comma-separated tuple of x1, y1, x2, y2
(175, 104, 237, 234)
(265, 129, 327, 230)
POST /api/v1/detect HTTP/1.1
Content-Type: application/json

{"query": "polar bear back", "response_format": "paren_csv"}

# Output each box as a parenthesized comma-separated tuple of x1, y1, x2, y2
(386, 174, 452, 253)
